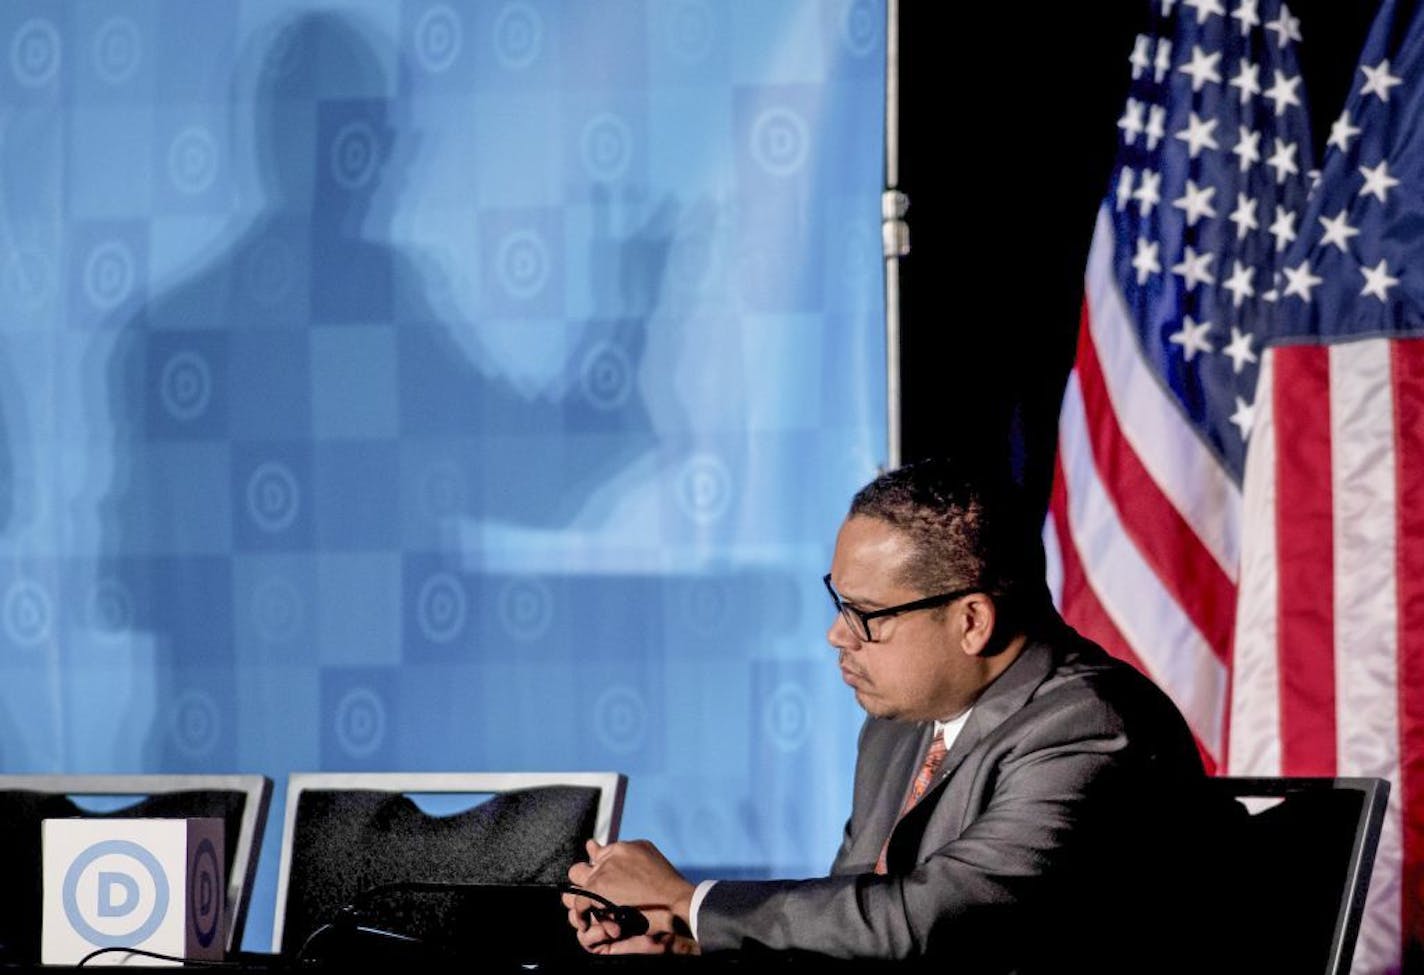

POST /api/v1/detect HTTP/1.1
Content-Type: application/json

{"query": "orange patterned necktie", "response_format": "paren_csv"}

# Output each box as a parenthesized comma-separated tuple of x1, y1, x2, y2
(874, 731, 950, 875)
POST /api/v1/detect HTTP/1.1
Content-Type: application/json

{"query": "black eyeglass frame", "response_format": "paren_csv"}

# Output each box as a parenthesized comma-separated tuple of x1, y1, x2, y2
(822, 573, 981, 643)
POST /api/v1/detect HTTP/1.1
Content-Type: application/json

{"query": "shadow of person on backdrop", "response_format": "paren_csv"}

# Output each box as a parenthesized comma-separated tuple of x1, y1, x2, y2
(95, 8, 679, 773)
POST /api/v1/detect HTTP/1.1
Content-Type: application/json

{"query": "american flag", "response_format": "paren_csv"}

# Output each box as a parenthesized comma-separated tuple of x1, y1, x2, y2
(1044, 0, 1424, 970)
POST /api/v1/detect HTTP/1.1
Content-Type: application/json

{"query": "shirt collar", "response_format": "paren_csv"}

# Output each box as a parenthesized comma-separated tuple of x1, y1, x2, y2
(933, 708, 972, 750)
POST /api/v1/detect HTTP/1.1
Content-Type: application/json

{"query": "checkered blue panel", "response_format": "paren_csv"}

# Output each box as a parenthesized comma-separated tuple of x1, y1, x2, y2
(0, 0, 886, 950)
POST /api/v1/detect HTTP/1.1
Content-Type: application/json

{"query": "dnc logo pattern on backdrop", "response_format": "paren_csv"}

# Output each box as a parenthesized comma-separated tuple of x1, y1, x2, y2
(0, 0, 886, 949)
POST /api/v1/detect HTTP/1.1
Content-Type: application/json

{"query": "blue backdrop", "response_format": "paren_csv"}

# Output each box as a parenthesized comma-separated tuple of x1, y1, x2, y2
(0, 0, 886, 950)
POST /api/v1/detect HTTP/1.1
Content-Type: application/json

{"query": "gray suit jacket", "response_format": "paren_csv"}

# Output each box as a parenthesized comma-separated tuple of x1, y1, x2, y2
(697, 622, 1219, 969)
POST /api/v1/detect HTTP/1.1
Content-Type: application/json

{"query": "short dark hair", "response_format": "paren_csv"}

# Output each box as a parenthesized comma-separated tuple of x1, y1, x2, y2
(849, 458, 1049, 618)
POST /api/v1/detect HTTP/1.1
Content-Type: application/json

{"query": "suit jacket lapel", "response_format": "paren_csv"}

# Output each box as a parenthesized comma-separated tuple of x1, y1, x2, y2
(927, 636, 1057, 794)
(854, 721, 932, 868)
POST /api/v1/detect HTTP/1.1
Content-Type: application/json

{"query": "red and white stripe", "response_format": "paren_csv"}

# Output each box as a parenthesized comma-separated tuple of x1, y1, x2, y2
(1049, 205, 1424, 970)
(1230, 339, 1424, 972)
(1048, 207, 1233, 767)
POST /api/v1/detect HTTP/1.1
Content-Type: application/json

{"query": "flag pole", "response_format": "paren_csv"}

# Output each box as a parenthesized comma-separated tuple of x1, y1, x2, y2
(882, 0, 908, 471)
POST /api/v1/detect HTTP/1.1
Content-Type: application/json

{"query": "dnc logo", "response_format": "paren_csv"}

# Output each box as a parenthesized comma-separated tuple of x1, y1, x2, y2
(61, 840, 170, 948)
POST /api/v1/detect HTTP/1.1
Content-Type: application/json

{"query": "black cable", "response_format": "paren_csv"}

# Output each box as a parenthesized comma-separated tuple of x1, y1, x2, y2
(293, 920, 342, 964)
(75, 882, 654, 967)
(560, 883, 651, 937)
(294, 916, 431, 966)
(76, 944, 239, 967)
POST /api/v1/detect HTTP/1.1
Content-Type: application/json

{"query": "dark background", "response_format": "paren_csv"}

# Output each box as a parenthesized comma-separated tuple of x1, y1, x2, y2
(896, 1, 1381, 512)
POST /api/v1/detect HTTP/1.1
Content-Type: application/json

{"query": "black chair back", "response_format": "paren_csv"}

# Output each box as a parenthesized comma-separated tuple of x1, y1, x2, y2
(1213, 776, 1388, 975)
(273, 772, 626, 960)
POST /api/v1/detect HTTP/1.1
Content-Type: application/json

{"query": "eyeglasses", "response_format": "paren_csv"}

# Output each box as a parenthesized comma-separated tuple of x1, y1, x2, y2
(822, 573, 979, 643)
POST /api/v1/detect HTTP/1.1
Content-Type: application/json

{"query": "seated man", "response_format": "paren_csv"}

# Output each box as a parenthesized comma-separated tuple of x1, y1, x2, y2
(565, 458, 1226, 969)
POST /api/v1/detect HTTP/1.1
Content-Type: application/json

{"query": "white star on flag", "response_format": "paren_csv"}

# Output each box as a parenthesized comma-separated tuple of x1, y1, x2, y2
(1358, 159, 1400, 202)
(1133, 169, 1162, 214)
(1183, 0, 1227, 24)
(1222, 326, 1258, 373)
(1145, 104, 1167, 149)
(1118, 98, 1146, 144)
(1173, 179, 1218, 226)
(1171, 245, 1216, 290)
(1231, 0, 1260, 35)
(1232, 126, 1261, 171)
(1281, 258, 1323, 301)
(1328, 111, 1361, 153)
(1360, 59, 1404, 101)
(1132, 238, 1161, 283)
(1223, 260, 1256, 307)
(1266, 138, 1299, 182)
(1229, 395, 1255, 439)
(1176, 112, 1220, 158)
(1229, 192, 1259, 239)
(1229, 60, 1262, 104)
(1269, 205, 1297, 251)
(1168, 316, 1215, 360)
(1360, 259, 1400, 302)
(1263, 69, 1302, 115)
(1131, 35, 1153, 79)
(1317, 209, 1360, 252)
(1179, 45, 1224, 91)
(1116, 168, 1136, 211)
(1265, 3, 1301, 47)
(1154, 38, 1174, 82)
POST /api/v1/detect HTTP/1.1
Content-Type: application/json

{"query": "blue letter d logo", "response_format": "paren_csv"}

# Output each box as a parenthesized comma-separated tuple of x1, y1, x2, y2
(97, 871, 139, 917)
(62, 840, 170, 948)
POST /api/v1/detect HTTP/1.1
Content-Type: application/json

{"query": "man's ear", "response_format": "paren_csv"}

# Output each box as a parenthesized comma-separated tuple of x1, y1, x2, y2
(958, 593, 998, 657)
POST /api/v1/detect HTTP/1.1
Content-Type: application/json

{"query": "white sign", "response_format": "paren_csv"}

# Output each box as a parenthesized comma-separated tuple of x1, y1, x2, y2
(41, 818, 225, 966)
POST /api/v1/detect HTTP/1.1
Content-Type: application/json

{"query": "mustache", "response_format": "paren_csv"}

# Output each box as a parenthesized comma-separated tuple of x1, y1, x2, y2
(838, 654, 866, 679)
